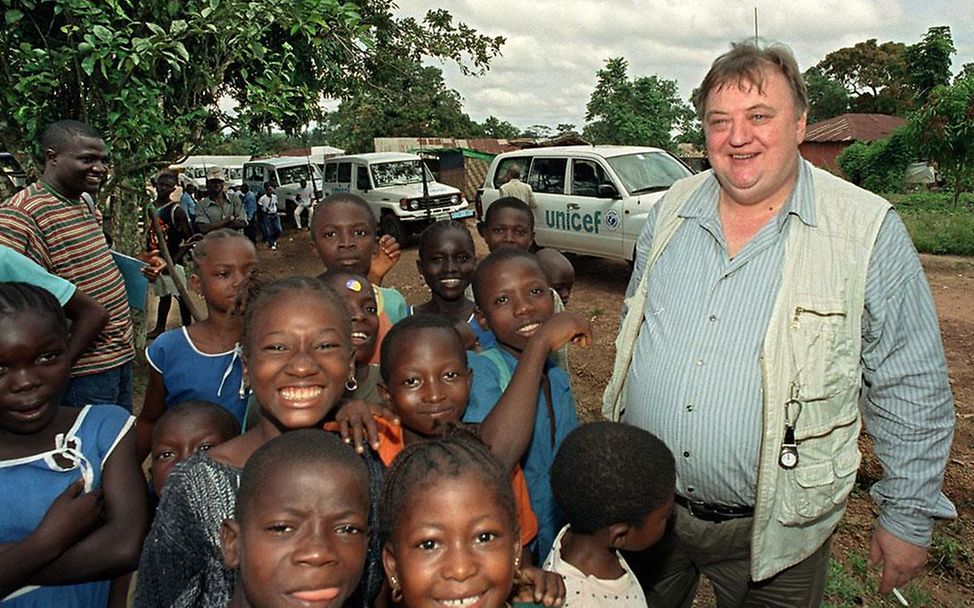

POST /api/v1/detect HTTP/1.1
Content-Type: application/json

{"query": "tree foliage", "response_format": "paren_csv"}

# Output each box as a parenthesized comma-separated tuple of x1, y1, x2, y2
(804, 66, 850, 123)
(582, 57, 693, 150)
(480, 116, 520, 139)
(904, 26, 955, 106)
(836, 127, 914, 193)
(815, 38, 910, 115)
(321, 60, 480, 153)
(0, 0, 503, 249)
(908, 75, 974, 205)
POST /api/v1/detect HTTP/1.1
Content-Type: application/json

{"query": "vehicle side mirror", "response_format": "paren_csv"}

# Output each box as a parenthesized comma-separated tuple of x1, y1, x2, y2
(597, 183, 620, 199)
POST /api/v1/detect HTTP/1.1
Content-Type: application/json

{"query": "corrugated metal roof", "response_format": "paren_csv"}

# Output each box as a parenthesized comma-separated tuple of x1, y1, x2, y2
(803, 113, 906, 143)
(374, 137, 527, 155)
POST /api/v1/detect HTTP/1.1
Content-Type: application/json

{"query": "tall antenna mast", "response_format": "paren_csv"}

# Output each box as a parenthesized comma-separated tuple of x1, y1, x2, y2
(754, 7, 759, 42)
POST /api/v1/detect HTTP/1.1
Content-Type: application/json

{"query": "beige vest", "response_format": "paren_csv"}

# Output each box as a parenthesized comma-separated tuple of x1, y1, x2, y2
(603, 166, 890, 580)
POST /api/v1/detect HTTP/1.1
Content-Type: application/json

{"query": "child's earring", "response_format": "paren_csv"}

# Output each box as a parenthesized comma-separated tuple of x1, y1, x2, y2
(389, 576, 403, 603)
(513, 555, 522, 578)
(345, 375, 358, 392)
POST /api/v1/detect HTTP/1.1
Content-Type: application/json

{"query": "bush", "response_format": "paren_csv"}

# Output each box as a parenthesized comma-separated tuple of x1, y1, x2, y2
(837, 127, 914, 193)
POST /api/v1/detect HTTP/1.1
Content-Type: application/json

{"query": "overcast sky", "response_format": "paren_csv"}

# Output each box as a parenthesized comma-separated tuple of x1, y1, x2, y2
(394, 0, 974, 130)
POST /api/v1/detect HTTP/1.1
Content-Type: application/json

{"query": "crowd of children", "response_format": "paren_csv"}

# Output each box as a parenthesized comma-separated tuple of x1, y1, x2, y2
(0, 186, 679, 608)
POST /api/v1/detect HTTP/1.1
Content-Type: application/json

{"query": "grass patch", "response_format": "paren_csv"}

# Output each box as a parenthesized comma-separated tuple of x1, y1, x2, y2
(885, 192, 974, 256)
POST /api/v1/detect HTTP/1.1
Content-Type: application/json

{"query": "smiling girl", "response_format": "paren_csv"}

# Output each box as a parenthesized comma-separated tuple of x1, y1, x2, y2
(133, 277, 384, 608)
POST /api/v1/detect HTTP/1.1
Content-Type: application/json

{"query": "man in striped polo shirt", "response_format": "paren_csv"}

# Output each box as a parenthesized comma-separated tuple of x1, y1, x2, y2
(0, 120, 135, 410)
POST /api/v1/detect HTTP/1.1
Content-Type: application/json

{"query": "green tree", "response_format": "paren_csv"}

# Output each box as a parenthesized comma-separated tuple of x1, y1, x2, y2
(322, 61, 479, 153)
(582, 57, 693, 150)
(0, 0, 502, 249)
(815, 39, 911, 115)
(804, 66, 850, 123)
(908, 76, 974, 205)
(956, 63, 974, 84)
(479, 116, 520, 139)
(905, 26, 956, 106)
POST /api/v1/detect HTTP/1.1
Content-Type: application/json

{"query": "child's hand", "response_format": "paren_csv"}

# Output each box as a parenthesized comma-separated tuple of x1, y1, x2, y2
(512, 565, 565, 606)
(331, 399, 400, 454)
(533, 312, 592, 352)
(369, 234, 401, 283)
(34, 479, 104, 553)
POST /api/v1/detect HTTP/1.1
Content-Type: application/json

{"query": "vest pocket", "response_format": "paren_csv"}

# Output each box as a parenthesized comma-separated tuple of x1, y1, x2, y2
(775, 434, 861, 526)
(789, 295, 857, 401)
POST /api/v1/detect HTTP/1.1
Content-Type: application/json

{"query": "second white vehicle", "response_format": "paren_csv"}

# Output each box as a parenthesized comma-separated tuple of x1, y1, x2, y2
(321, 152, 470, 243)
(478, 145, 693, 263)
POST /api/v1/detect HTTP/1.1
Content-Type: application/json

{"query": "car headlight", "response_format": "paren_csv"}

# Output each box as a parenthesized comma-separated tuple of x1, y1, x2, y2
(409, 200, 420, 211)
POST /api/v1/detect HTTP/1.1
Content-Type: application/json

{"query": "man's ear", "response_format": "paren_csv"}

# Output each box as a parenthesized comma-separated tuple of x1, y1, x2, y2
(608, 523, 631, 550)
(476, 221, 486, 238)
(221, 518, 242, 569)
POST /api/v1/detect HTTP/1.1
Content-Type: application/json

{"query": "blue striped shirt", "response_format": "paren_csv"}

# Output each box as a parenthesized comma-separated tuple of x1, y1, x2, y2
(623, 159, 955, 545)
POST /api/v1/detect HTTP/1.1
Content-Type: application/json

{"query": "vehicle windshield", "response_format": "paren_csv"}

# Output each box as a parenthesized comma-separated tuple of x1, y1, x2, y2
(370, 160, 433, 188)
(277, 163, 322, 185)
(607, 152, 692, 194)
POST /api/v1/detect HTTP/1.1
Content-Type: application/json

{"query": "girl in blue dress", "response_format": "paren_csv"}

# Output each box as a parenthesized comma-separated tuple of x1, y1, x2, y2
(0, 282, 148, 607)
(136, 229, 258, 458)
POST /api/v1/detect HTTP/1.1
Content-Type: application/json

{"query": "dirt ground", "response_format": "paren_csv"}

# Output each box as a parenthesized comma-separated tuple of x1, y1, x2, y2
(152, 221, 974, 606)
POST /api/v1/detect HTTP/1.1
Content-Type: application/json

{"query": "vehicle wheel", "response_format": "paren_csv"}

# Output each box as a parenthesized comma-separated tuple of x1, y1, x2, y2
(380, 213, 406, 244)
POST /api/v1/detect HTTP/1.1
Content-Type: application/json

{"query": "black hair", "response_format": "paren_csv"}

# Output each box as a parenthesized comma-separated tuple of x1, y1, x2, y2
(39, 120, 103, 153)
(193, 227, 255, 261)
(551, 421, 675, 534)
(379, 426, 516, 544)
(417, 219, 474, 260)
(0, 282, 68, 335)
(484, 196, 534, 230)
(235, 429, 368, 523)
(312, 193, 377, 233)
(239, 183, 249, 193)
(156, 171, 178, 185)
(239, 276, 351, 358)
(379, 314, 467, 384)
(471, 247, 547, 308)
(151, 400, 241, 447)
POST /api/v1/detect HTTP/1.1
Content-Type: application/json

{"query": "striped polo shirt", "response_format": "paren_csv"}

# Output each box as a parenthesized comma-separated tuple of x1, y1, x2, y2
(0, 182, 134, 376)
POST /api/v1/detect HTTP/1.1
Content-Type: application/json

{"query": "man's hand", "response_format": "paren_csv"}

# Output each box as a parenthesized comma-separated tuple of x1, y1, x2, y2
(869, 526, 928, 594)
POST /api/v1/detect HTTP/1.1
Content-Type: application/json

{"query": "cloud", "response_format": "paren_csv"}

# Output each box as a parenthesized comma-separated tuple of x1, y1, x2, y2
(395, 0, 974, 129)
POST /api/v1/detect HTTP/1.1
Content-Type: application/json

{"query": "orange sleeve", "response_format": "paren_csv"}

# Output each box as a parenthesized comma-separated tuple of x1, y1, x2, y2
(511, 465, 538, 547)
(323, 415, 404, 467)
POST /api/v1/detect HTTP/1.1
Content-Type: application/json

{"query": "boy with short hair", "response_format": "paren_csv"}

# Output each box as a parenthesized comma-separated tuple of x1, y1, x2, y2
(536, 248, 576, 306)
(220, 430, 371, 608)
(477, 196, 535, 252)
(150, 401, 241, 500)
(311, 193, 408, 364)
(544, 421, 676, 607)
(469, 247, 591, 560)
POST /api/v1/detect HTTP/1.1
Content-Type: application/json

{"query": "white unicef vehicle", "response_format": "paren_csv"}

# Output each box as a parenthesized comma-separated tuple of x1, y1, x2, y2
(478, 146, 693, 263)
(321, 152, 470, 243)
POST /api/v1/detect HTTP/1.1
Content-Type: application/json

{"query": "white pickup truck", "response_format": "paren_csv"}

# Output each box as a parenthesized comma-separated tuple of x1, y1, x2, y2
(321, 152, 471, 243)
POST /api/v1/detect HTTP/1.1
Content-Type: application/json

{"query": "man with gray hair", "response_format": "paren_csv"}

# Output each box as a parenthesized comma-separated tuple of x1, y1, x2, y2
(603, 39, 955, 606)
(499, 164, 535, 208)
